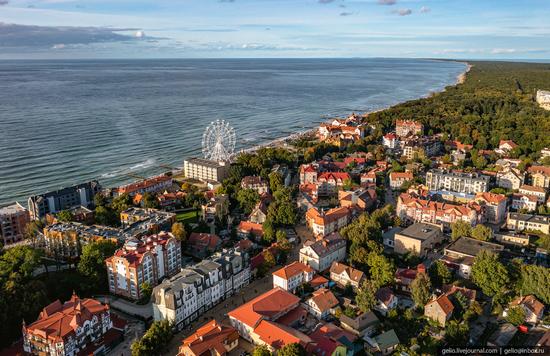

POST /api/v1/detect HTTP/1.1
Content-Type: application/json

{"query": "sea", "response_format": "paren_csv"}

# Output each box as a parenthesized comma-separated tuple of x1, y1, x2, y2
(0, 58, 466, 205)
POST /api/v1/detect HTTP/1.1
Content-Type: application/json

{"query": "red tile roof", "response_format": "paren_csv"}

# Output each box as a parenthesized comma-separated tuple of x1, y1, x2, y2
(528, 166, 550, 176)
(272, 261, 313, 280)
(427, 294, 454, 316)
(309, 288, 339, 313)
(475, 192, 507, 204)
(105, 232, 175, 268)
(188, 232, 220, 251)
(306, 206, 350, 226)
(510, 295, 545, 316)
(238, 221, 264, 236)
(180, 319, 238, 356)
(253, 320, 311, 350)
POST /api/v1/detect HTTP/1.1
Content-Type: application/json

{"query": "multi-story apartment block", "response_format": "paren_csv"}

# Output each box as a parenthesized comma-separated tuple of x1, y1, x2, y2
(519, 185, 547, 203)
(389, 172, 414, 190)
(496, 168, 524, 190)
(241, 176, 269, 194)
(426, 170, 490, 195)
(119, 207, 176, 237)
(396, 193, 482, 229)
(506, 213, 550, 234)
(43, 222, 123, 258)
(382, 133, 399, 149)
(299, 164, 319, 185)
(528, 166, 550, 188)
(299, 232, 347, 271)
(28, 181, 101, 220)
(396, 120, 423, 137)
(316, 172, 350, 196)
(184, 158, 230, 183)
(0, 202, 30, 245)
(105, 232, 181, 300)
(115, 174, 173, 196)
(305, 206, 350, 237)
(22, 293, 120, 356)
(512, 193, 538, 212)
(401, 137, 441, 159)
(272, 261, 314, 292)
(474, 192, 507, 224)
(152, 248, 250, 330)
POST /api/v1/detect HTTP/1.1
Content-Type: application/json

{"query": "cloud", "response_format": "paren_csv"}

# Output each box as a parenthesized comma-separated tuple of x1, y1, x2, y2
(393, 8, 412, 16)
(52, 43, 65, 49)
(318, 0, 336, 3)
(491, 48, 516, 54)
(0, 0, 8, 5)
(218, 0, 235, 2)
(378, 0, 396, 5)
(0, 23, 150, 48)
(340, 12, 354, 16)
(420, 6, 430, 13)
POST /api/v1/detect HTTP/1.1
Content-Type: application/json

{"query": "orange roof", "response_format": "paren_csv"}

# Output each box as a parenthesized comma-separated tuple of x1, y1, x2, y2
(520, 184, 547, 194)
(272, 261, 313, 280)
(227, 288, 300, 328)
(188, 232, 220, 250)
(310, 274, 329, 288)
(510, 295, 545, 316)
(308, 288, 339, 312)
(528, 166, 550, 176)
(499, 140, 518, 149)
(180, 319, 238, 356)
(389, 171, 413, 180)
(24, 293, 110, 343)
(475, 192, 506, 205)
(116, 175, 171, 194)
(253, 320, 311, 350)
(398, 193, 480, 218)
(330, 262, 365, 283)
(238, 221, 264, 236)
(106, 232, 175, 268)
(427, 294, 454, 315)
(306, 206, 350, 227)
(318, 172, 351, 182)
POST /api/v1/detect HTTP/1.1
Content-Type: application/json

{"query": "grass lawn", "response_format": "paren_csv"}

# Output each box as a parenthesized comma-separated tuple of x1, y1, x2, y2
(176, 210, 199, 225)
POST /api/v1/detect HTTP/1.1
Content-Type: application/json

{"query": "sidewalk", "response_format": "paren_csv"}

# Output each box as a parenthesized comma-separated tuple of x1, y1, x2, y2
(96, 295, 153, 319)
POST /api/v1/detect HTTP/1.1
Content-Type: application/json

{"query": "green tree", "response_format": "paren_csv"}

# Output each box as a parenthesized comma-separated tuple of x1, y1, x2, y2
(57, 210, 74, 222)
(355, 280, 377, 312)
(111, 193, 133, 214)
(471, 225, 492, 241)
(471, 250, 509, 297)
(445, 320, 469, 345)
(263, 250, 276, 269)
(252, 345, 273, 356)
(171, 222, 187, 242)
(269, 171, 283, 193)
(139, 282, 153, 303)
(278, 343, 307, 356)
(451, 220, 472, 240)
(367, 252, 395, 288)
(94, 205, 118, 226)
(131, 319, 173, 356)
(505, 306, 526, 326)
(77, 240, 117, 288)
(411, 272, 432, 307)
(429, 260, 452, 288)
(518, 264, 550, 304)
(276, 230, 291, 252)
(142, 192, 159, 209)
(236, 188, 260, 214)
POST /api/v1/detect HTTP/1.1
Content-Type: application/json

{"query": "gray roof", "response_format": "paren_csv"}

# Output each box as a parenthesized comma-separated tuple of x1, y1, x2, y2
(374, 329, 400, 349)
(397, 223, 442, 241)
(508, 213, 550, 225)
(445, 236, 504, 257)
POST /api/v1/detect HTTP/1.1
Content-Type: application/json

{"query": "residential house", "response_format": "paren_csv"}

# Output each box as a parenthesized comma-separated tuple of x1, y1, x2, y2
(178, 319, 239, 356)
(396, 120, 423, 137)
(241, 176, 269, 195)
(512, 193, 538, 212)
(506, 213, 550, 234)
(201, 194, 229, 223)
(442, 236, 504, 278)
(249, 200, 268, 224)
(394, 222, 444, 257)
(424, 294, 454, 327)
(382, 133, 399, 149)
(339, 309, 380, 337)
(367, 329, 400, 355)
(299, 232, 347, 272)
(306, 288, 339, 319)
(528, 166, 550, 188)
(338, 188, 377, 211)
(506, 295, 545, 324)
(395, 264, 426, 295)
(237, 221, 264, 241)
(519, 185, 547, 203)
(496, 168, 524, 190)
(496, 140, 518, 155)
(306, 206, 351, 237)
(317, 172, 351, 196)
(329, 262, 365, 289)
(389, 172, 414, 190)
(474, 192, 508, 224)
(307, 323, 351, 356)
(187, 232, 221, 258)
(272, 261, 314, 292)
(374, 287, 398, 316)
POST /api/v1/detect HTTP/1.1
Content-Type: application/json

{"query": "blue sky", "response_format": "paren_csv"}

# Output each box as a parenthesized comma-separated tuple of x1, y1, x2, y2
(0, 0, 549, 59)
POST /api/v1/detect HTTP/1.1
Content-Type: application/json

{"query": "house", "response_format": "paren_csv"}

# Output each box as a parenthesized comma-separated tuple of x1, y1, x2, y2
(529, 166, 550, 188)
(306, 288, 339, 319)
(317, 172, 351, 196)
(506, 295, 545, 324)
(307, 323, 352, 356)
(237, 221, 264, 240)
(361, 170, 378, 186)
(187, 232, 221, 258)
(441, 236, 504, 278)
(306, 206, 351, 237)
(382, 133, 399, 149)
(496, 168, 524, 190)
(424, 294, 454, 327)
(241, 176, 269, 195)
(201, 194, 229, 223)
(299, 232, 347, 272)
(389, 172, 414, 190)
(338, 188, 377, 211)
(519, 185, 547, 203)
(272, 261, 314, 292)
(178, 319, 239, 356)
(22, 293, 123, 356)
(249, 200, 268, 224)
(329, 262, 365, 289)
(374, 287, 398, 316)
(395, 264, 426, 295)
(396, 120, 423, 137)
(393, 222, 443, 257)
(474, 192, 508, 224)
(506, 213, 550, 234)
(339, 307, 380, 337)
(442, 285, 477, 305)
(512, 193, 538, 212)
(496, 140, 518, 155)
(368, 329, 400, 355)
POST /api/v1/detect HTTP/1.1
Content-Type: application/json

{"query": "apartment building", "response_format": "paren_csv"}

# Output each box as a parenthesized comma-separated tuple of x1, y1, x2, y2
(0, 202, 30, 245)
(389, 172, 414, 190)
(305, 206, 351, 237)
(506, 213, 550, 234)
(396, 120, 423, 137)
(426, 169, 490, 194)
(382, 133, 399, 149)
(401, 137, 441, 159)
(120, 207, 176, 236)
(43, 222, 123, 258)
(105, 232, 181, 300)
(511, 193, 538, 212)
(474, 192, 507, 224)
(496, 168, 524, 190)
(28, 180, 101, 220)
(299, 232, 347, 271)
(528, 166, 550, 188)
(394, 222, 444, 257)
(519, 185, 547, 203)
(115, 174, 173, 196)
(241, 176, 269, 194)
(152, 248, 250, 330)
(272, 261, 314, 292)
(317, 172, 351, 196)
(184, 158, 230, 182)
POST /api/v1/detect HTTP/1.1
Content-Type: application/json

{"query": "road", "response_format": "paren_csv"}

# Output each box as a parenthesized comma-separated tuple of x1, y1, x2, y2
(96, 295, 153, 319)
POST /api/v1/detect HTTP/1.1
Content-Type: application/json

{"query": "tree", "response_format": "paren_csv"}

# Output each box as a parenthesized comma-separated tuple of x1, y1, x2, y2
(471, 225, 492, 241)
(111, 193, 133, 214)
(451, 220, 471, 240)
(471, 250, 509, 297)
(57, 210, 74, 222)
(131, 319, 173, 356)
(171, 222, 187, 242)
(445, 320, 469, 345)
(278, 343, 307, 356)
(269, 171, 283, 193)
(263, 250, 276, 269)
(77, 240, 117, 288)
(518, 264, 550, 304)
(276, 230, 291, 252)
(429, 260, 452, 288)
(142, 192, 159, 209)
(506, 306, 526, 326)
(139, 282, 152, 303)
(411, 272, 432, 307)
(356, 280, 377, 312)
(367, 252, 395, 288)
(252, 345, 273, 356)
(236, 188, 260, 214)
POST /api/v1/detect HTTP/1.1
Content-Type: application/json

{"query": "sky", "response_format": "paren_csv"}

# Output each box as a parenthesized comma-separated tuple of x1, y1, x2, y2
(0, 0, 549, 59)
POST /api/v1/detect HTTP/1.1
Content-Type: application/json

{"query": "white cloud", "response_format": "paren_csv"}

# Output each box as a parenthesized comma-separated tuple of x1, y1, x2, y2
(52, 43, 65, 49)
(420, 6, 430, 14)
(378, 0, 396, 5)
(393, 8, 412, 16)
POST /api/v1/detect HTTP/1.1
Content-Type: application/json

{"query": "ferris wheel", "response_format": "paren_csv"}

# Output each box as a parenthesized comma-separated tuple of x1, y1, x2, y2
(202, 119, 236, 162)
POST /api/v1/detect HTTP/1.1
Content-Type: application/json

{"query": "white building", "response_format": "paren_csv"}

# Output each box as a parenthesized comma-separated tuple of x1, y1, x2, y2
(496, 168, 524, 190)
(299, 232, 347, 271)
(272, 261, 314, 292)
(519, 185, 547, 203)
(184, 158, 230, 182)
(426, 169, 490, 194)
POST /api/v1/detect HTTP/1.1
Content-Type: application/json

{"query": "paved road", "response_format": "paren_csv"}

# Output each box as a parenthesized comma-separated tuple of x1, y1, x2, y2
(96, 295, 153, 319)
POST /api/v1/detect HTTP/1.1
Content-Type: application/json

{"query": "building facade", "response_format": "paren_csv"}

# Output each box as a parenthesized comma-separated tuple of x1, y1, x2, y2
(394, 223, 444, 257)
(506, 213, 550, 234)
(426, 170, 490, 194)
(184, 158, 230, 182)
(474, 192, 507, 224)
(272, 261, 314, 292)
(0, 202, 30, 245)
(396, 120, 423, 137)
(299, 232, 347, 271)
